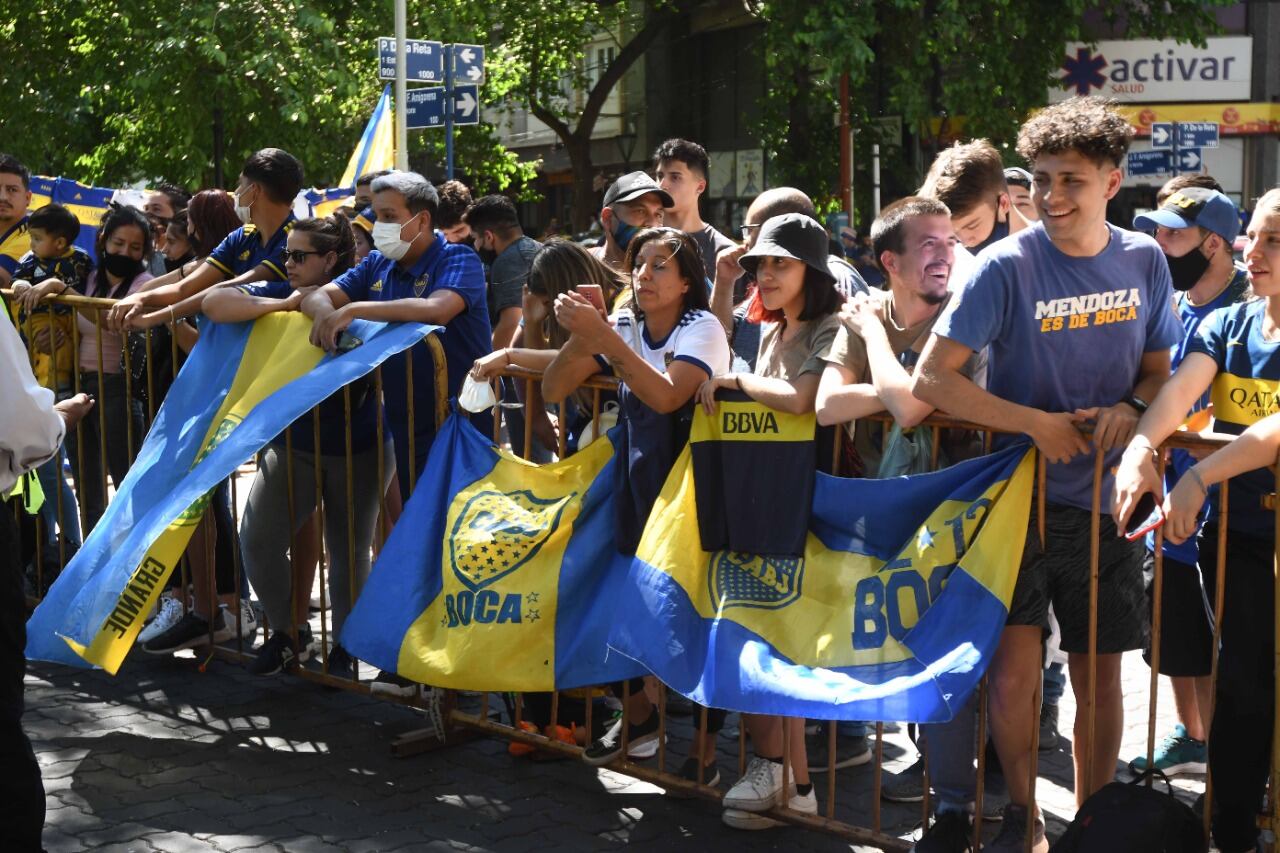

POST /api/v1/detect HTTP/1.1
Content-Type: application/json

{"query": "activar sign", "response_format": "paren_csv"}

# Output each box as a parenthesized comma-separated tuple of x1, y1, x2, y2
(1050, 37, 1252, 103)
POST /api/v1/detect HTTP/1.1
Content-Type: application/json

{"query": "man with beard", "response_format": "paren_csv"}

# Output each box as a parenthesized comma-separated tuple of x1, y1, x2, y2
(1125, 183, 1247, 779)
(0, 154, 32, 288)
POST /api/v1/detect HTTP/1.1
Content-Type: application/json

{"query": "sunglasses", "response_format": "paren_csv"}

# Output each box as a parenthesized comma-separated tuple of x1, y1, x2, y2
(282, 249, 323, 264)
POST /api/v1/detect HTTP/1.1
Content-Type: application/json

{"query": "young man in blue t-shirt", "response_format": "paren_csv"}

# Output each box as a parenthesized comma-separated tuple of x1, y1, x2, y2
(106, 148, 303, 331)
(302, 171, 491, 499)
(913, 97, 1182, 850)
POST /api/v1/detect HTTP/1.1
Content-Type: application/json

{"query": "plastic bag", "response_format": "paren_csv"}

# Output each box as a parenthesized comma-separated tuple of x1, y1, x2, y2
(459, 374, 498, 413)
(576, 401, 620, 449)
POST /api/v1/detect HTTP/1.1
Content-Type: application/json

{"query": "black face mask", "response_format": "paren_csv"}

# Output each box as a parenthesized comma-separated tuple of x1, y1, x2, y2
(1165, 238, 1212, 292)
(102, 251, 143, 279)
(972, 217, 1010, 254)
(163, 252, 195, 274)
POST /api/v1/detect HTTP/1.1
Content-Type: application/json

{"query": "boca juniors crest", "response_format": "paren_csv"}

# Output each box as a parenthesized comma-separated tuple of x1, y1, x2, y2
(709, 551, 803, 611)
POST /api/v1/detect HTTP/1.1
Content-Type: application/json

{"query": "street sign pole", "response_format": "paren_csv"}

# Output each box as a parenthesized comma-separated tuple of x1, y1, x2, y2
(445, 59, 455, 180)
(394, 0, 408, 170)
(1172, 121, 1179, 180)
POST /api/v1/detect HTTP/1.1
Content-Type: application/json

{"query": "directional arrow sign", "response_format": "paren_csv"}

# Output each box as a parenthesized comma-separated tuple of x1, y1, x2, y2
(1126, 150, 1173, 177)
(1150, 122, 1173, 150)
(1176, 122, 1219, 150)
(405, 84, 481, 129)
(378, 37, 444, 83)
(1178, 148, 1203, 173)
(452, 85, 480, 125)
(450, 43, 485, 86)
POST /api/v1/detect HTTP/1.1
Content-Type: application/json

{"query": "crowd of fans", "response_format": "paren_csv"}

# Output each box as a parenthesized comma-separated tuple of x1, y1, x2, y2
(4, 94, 1279, 853)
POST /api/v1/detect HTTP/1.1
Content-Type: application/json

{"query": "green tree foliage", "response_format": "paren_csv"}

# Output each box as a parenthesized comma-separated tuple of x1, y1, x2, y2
(756, 0, 1230, 218)
(0, 0, 535, 193)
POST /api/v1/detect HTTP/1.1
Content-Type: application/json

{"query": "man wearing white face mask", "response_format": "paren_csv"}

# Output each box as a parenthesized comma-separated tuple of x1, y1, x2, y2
(302, 171, 491, 500)
(107, 148, 303, 331)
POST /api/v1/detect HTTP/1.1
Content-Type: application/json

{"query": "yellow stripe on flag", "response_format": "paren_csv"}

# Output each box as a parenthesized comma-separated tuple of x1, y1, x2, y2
(68, 313, 325, 672)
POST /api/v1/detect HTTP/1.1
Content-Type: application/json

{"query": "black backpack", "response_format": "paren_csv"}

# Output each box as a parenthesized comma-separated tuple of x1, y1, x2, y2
(1051, 770, 1206, 853)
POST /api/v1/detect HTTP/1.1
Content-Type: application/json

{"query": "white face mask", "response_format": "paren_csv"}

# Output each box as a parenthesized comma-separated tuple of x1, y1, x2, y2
(233, 186, 255, 225)
(372, 214, 420, 260)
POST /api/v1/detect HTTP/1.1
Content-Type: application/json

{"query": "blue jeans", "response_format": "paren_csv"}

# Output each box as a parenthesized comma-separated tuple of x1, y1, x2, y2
(34, 448, 80, 548)
(1043, 661, 1066, 707)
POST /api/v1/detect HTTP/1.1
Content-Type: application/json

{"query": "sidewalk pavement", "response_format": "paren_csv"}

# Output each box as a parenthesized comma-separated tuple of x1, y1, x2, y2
(26, 646, 1199, 853)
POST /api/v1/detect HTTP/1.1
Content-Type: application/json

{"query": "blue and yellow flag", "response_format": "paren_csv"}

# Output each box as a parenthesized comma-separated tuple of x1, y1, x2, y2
(26, 313, 435, 673)
(339, 85, 395, 189)
(305, 187, 357, 218)
(609, 407, 1034, 723)
(340, 414, 643, 691)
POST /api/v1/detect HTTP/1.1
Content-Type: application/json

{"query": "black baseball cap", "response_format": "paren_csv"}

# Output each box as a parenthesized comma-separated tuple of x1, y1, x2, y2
(602, 171, 673, 209)
(739, 213, 836, 285)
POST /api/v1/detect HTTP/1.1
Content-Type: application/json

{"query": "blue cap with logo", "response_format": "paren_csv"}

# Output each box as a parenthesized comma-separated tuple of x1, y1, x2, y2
(1133, 187, 1240, 243)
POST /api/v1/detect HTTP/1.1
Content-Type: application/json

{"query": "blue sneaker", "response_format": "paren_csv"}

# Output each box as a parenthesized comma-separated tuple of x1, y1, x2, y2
(1129, 723, 1207, 777)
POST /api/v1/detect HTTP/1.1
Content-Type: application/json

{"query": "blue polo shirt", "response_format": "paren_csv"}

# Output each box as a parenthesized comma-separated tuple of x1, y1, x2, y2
(237, 279, 379, 456)
(207, 213, 296, 279)
(333, 232, 491, 449)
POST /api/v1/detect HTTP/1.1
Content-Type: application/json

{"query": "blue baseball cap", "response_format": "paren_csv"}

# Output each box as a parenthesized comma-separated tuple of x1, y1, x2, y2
(1133, 187, 1239, 243)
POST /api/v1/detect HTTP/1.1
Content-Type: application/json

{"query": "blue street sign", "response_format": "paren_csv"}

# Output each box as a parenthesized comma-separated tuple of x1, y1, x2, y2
(1127, 150, 1173, 176)
(378, 37, 444, 83)
(1178, 148, 1203, 173)
(1176, 122, 1220, 150)
(405, 85, 480, 129)
(450, 44, 485, 85)
(1150, 123, 1174, 150)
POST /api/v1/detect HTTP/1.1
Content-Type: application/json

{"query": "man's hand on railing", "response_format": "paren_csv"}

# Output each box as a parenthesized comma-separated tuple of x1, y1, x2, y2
(309, 304, 354, 351)
(1028, 410, 1091, 465)
(1112, 439, 1163, 532)
(1072, 402, 1140, 451)
(53, 392, 94, 431)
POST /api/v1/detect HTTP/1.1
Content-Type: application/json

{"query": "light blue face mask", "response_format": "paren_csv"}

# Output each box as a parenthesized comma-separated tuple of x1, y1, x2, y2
(610, 210, 641, 252)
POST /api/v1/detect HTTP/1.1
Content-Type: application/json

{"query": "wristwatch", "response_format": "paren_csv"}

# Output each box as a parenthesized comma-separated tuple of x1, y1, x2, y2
(1125, 394, 1148, 414)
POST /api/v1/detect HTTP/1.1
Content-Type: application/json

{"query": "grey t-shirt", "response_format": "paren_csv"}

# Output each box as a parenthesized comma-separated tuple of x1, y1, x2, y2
(690, 223, 736, 283)
(487, 235, 541, 325)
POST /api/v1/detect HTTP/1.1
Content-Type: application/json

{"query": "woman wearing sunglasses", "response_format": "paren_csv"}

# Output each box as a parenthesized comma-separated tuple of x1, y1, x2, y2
(202, 215, 394, 680)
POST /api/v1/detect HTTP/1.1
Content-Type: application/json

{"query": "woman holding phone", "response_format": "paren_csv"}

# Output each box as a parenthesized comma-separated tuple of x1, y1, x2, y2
(470, 239, 624, 453)
(1113, 187, 1280, 853)
(540, 227, 731, 784)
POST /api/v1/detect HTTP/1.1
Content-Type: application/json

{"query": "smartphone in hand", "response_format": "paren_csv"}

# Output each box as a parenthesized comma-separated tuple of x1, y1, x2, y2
(575, 284, 607, 314)
(1124, 491, 1166, 541)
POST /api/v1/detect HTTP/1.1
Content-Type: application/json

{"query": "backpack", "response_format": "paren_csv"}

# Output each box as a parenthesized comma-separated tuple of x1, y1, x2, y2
(1050, 770, 1206, 853)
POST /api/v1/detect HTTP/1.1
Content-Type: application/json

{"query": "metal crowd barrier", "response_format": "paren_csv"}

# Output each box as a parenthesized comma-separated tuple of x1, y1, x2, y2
(6, 287, 1278, 851)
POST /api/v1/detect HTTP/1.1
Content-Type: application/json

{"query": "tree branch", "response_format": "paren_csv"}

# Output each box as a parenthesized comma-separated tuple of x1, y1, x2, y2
(575, 2, 685, 139)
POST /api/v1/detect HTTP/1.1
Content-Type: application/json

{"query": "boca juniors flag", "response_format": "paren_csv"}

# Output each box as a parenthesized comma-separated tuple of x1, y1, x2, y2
(609, 403, 1034, 723)
(26, 313, 434, 673)
(340, 413, 643, 691)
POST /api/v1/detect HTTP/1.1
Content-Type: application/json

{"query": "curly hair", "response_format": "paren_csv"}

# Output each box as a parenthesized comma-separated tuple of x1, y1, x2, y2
(1016, 97, 1134, 168)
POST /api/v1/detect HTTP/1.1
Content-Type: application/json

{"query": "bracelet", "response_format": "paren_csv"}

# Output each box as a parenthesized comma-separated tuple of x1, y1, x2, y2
(734, 375, 743, 391)
(1125, 439, 1160, 463)
(1186, 466, 1208, 498)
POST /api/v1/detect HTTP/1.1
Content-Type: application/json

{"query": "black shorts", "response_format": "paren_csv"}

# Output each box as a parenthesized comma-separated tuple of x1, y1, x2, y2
(1142, 551, 1213, 677)
(1006, 504, 1146, 655)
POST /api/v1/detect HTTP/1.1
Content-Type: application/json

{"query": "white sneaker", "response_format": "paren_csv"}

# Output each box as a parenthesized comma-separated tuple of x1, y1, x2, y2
(723, 756, 786, 812)
(213, 600, 259, 644)
(138, 596, 184, 644)
(722, 786, 818, 830)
